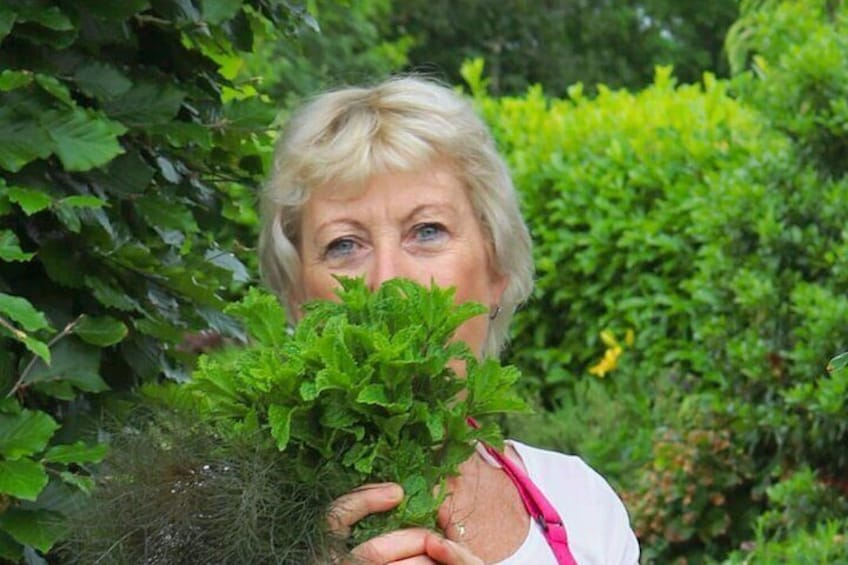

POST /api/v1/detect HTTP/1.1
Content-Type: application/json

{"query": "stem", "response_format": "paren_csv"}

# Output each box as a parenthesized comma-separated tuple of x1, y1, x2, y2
(132, 14, 173, 27)
(0, 315, 27, 341)
(5, 315, 84, 399)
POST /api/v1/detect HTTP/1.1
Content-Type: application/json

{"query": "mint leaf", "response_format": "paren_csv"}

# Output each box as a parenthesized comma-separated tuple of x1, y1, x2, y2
(181, 277, 531, 547)
(268, 404, 293, 450)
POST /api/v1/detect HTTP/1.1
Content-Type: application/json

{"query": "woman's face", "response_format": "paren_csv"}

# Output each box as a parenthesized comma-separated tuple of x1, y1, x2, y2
(297, 162, 507, 356)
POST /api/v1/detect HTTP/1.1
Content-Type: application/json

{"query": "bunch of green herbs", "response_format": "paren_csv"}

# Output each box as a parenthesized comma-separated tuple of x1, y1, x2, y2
(69, 278, 528, 561)
(191, 277, 528, 544)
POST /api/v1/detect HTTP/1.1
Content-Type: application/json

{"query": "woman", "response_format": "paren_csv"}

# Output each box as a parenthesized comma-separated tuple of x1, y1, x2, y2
(260, 77, 639, 564)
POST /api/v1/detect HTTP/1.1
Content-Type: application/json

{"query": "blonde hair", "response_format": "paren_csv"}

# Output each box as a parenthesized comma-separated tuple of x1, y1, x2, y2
(259, 76, 533, 357)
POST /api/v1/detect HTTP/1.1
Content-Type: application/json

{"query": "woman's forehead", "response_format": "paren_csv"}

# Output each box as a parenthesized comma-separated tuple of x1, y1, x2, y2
(311, 163, 465, 202)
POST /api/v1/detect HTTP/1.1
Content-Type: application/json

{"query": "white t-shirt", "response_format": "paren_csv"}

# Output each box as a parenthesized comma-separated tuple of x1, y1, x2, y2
(480, 440, 640, 565)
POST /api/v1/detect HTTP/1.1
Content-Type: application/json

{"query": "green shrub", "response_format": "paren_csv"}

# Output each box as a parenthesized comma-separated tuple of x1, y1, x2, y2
(0, 1, 310, 560)
(723, 520, 848, 564)
(727, 0, 848, 177)
(463, 0, 848, 560)
(722, 467, 848, 564)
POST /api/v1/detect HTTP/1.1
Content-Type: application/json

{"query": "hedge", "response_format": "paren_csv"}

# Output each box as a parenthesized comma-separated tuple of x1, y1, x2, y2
(466, 0, 848, 560)
(0, 1, 310, 560)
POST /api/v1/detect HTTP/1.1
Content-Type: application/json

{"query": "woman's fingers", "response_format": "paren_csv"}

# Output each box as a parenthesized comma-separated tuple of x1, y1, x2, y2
(327, 482, 404, 537)
(390, 558, 438, 565)
(328, 484, 482, 565)
(350, 528, 431, 563)
(424, 534, 485, 565)
(351, 529, 483, 565)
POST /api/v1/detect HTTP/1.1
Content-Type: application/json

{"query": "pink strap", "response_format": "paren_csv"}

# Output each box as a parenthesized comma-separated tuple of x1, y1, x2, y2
(467, 419, 578, 564)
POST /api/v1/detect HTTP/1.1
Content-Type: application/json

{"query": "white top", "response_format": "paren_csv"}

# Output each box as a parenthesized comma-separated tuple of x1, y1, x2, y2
(479, 440, 640, 565)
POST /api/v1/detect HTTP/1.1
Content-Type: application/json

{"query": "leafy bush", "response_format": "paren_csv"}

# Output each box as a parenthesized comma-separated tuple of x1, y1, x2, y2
(463, 0, 848, 560)
(727, 0, 848, 177)
(723, 520, 848, 564)
(0, 1, 310, 560)
(722, 467, 848, 564)
(243, 0, 411, 105)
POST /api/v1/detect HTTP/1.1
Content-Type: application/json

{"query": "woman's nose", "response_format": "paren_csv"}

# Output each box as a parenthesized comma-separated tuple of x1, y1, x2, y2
(366, 245, 407, 290)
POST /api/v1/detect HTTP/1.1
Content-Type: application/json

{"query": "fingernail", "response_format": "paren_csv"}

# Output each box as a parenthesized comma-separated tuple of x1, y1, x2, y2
(351, 482, 403, 500)
(380, 483, 403, 501)
(353, 482, 396, 492)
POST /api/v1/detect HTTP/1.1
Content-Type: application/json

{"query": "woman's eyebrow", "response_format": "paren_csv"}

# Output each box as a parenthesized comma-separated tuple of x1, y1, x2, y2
(313, 218, 365, 239)
(404, 203, 458, 222)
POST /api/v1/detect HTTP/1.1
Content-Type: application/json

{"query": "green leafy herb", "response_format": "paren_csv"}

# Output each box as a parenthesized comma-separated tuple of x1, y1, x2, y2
(71, 278, 528, 562)
(190, 277, 528, 544)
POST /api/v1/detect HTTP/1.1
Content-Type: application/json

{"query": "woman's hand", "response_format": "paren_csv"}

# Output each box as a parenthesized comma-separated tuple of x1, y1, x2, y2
(328, 482, 404, 538)
(328, 483, 483, 564)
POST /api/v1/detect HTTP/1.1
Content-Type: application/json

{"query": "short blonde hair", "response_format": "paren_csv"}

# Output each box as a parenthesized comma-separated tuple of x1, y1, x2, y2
(259, 76, 533, 357)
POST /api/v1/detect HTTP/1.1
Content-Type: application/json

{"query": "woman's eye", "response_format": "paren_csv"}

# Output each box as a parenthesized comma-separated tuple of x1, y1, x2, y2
(324, 238, 357, 259)
(414, 223, 447, 243)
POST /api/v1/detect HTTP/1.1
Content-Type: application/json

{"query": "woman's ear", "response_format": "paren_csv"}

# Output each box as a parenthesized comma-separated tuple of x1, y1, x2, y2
(491, 270, 509, 308)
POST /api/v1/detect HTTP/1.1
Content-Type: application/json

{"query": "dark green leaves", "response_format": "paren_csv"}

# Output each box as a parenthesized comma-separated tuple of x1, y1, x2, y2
(202, 0, 244, 25)
(73, 316, 128, 347)
(0, 459, 48, 501)
(0, 410, 58, 459)
(0, 293, 50, 333)
(102, 82, 186, 126)
(0, 110, 51, 173)
(40, 109, 126, 171)
(0, 0, 304, 561)
(0, 107, 125, 174)
(0, 231, 33, 262)
(42, 442, 108, 464)
(23, 338, 108, 395)
(73, 62, 133, 102)
(0, 509, 66, 553)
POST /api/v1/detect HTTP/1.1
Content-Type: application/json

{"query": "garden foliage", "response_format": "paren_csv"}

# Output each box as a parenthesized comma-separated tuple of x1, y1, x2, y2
(243, 0, 412, 106)
(0, 0, 309, 560)
(462, 0, 848, 560)
(386, 0, 738, 96)
(67, 278, 527, 561)
(1, 0, 846, 562)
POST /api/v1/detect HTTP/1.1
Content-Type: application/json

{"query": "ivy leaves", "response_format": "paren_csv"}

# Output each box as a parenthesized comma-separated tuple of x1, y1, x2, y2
(189, 278, 529, 544)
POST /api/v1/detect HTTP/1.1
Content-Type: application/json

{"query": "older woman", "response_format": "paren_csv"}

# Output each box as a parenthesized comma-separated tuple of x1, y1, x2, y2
(260, 77, 639, 564)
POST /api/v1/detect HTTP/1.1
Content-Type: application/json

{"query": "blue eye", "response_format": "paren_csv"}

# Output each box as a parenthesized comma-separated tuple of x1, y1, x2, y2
(325, 238, 356, 259)
(415, 223, 446, 242)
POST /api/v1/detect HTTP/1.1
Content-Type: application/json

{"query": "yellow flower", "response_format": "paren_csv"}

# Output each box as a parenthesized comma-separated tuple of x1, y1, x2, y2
(588, 328, 634, 378)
